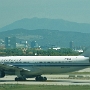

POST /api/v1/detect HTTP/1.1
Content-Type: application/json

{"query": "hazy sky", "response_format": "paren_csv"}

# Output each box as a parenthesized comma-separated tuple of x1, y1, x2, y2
(0, 0, 90, 28)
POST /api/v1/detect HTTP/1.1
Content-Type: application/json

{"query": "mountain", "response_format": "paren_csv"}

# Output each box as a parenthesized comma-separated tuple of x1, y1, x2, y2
(0, 17, 90, 33)
(0, 29, 90, 47)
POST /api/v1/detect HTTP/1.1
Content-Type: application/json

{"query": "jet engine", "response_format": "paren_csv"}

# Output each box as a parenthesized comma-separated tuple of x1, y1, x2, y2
(0, 71, 5, 78)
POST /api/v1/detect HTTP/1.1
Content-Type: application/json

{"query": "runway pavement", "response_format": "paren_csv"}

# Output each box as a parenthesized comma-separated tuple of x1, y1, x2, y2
(0, 75, 90, 85)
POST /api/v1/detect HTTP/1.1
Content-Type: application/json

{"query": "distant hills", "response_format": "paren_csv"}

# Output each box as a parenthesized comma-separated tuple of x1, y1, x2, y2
(0, 17, 90, 47)
(0, 17, 90, 33)
(0, 29, 90, 47)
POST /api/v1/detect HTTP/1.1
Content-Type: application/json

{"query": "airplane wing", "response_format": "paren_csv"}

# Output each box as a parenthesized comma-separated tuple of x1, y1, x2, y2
(0, 63, 22, 71)
(0, 63, 42, 78)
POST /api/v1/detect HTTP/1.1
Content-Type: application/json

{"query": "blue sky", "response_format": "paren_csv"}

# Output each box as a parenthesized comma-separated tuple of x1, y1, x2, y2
(0, 0, 90, 28)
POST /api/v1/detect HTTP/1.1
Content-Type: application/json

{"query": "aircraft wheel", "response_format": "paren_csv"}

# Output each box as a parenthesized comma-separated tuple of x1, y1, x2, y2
(35, 76, 47, 81)
(15, 77, 26, 81)
(43, 77, 47, 81)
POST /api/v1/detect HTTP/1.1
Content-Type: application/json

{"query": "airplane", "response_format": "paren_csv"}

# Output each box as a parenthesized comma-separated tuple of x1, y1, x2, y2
(0, 50, 90, 81)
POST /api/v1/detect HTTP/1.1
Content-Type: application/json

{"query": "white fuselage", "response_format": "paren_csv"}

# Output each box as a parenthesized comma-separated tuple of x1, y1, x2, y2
(0, 56, 90, 76)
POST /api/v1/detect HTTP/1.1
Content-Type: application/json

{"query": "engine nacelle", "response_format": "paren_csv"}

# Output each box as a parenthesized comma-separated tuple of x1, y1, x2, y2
(0, 71, 5, 78)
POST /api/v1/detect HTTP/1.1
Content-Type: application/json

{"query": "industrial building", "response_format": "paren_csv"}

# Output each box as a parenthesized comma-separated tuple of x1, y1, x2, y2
(5, 37, 16, 48)
(31, 41, 38, 48)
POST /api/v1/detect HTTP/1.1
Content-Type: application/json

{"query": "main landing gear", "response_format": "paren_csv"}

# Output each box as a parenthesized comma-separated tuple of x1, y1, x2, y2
(15, 76, 26, 81)
(35, 76, 47, 81)
(15, 76, 47, 81)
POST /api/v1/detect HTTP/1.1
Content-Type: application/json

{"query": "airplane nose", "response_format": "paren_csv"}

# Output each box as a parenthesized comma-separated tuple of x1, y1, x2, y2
(89, 57, 90, 62)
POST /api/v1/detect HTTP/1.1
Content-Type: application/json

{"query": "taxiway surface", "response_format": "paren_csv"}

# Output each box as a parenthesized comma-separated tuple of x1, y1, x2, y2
(0, 75, 90, 85)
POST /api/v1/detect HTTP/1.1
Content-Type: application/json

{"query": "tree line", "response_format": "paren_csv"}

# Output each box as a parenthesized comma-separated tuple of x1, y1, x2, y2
(0, 48, 81, 56)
